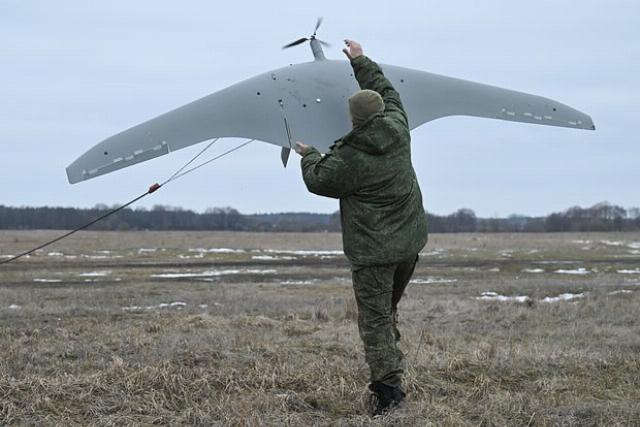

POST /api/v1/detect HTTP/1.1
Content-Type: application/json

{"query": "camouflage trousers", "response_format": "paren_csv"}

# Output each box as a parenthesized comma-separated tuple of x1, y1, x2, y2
(351, 254, 419, 387)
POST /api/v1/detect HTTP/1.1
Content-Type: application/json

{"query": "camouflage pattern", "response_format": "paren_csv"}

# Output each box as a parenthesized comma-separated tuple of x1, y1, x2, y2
(352, 254, 418, 386)
(299, 55, 427, 387)
(300, 55, 428, 266)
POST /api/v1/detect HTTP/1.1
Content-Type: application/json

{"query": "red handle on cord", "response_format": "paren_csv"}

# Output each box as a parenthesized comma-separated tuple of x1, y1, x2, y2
(148, 183, 161, 193)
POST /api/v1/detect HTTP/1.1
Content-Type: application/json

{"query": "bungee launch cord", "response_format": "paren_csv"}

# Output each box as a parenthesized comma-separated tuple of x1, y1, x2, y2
(0, 138, 253, 265)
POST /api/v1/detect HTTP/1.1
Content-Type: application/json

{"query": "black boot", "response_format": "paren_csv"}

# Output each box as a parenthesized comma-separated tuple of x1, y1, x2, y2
(368, 382, 406, 416)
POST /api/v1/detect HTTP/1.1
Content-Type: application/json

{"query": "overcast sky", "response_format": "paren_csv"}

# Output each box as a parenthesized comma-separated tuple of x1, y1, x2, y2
(1, 1, 638, 216)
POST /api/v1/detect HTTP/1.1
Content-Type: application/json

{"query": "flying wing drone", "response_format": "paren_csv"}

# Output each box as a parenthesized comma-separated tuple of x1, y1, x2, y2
(66, 19, 595, 184)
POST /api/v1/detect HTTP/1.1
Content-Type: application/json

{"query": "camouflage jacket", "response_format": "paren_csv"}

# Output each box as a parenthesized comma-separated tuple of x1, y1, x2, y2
(300, 55, 428, 266)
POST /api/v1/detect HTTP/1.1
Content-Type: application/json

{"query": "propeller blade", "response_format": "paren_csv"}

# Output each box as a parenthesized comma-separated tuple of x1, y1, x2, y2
(318, 39, 331, 48)
(282, 37, 308, 49)
(314, 17, 323, 35)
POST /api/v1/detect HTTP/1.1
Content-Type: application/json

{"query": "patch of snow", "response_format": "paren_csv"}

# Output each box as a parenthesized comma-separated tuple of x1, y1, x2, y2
(0, 254, 15, 259)
(618, 269, 640, 274)
(477, 292, 530, 303)
(600, 241, 640, 250)
(536, 260, 578, 264)
(122, 301, 187, 311)
(252, 255, 297, 260)
(151, 268, 277, 279)
(152, 270, 238, 278)
(79, 271, 111, 277)
(188, 248, 246, 254)
(572, 240, 592, 244)
(601, 240, 625, 247)
(488, 267, 500, 272)
(629, 250, 640, 255)
(245, 269, 277, 274)
(80, 254, 122, 260)
(8, 304, 21, 310)
(540, 293, 584, 303)
(33, 278, 62, 283)
(178, 253, 204, 259)
(48, 252, 64, 257)
(261, 249, 343, 257)
(554, 268, 590, 275)
(608, 290, 632, 295)
(410, 277, 457, 284)
(138, 248, 157, 254)
(280, 280, 315, 285)
(158, 302, 186, 309)
(476, 291, 588, 304)
(522, 268, 545, 274)
(420, 250, 445, 256)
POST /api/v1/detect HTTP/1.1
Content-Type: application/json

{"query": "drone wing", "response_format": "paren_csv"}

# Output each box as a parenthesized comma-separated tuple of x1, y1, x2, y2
(382, 64, 595, 132)
(67, 60, 594, 184)
(66, 72, 292, 184)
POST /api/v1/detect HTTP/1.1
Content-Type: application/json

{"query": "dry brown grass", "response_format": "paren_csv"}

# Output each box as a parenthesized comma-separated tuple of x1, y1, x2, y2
(1, 231, 640, 425)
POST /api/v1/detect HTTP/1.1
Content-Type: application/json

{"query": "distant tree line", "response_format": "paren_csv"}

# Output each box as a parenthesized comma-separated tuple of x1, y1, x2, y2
(0, 202, 638, 233)
(428, 202, 640, 233)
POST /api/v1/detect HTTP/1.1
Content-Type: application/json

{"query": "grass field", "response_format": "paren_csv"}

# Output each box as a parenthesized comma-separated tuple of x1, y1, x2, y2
(1, 231, 639, 425)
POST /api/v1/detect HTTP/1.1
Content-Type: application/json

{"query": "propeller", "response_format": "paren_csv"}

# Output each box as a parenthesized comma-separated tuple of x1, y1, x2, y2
(282, 17, 331, 49)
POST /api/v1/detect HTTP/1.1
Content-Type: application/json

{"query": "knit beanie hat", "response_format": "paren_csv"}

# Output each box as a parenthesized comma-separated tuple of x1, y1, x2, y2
(348, 89, 384, 127)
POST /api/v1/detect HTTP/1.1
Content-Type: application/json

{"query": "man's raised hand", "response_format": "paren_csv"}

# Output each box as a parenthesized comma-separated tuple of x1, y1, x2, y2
(294, 141, 312, 156)
(342, 39, 363, 60)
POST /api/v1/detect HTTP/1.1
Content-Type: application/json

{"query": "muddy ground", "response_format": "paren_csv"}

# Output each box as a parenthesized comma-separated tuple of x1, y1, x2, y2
(1, 231, 639, 425)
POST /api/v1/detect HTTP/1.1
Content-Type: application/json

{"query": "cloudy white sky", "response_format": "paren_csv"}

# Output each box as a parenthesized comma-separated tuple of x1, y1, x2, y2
(1, 1, 638, 216)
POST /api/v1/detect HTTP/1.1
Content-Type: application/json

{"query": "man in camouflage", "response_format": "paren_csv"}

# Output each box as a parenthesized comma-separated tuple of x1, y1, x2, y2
(294, 39, 428, 415)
